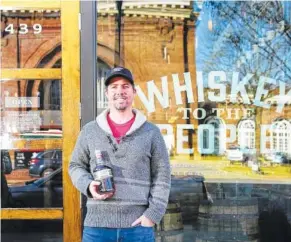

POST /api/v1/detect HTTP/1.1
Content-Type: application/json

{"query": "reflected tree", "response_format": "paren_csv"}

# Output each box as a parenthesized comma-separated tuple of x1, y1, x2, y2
(198, 1, 291, 83)
(196, 1, 291, 153)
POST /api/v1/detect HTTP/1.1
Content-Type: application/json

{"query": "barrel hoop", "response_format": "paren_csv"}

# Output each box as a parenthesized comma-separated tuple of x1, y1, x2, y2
(165, 209, 181, 214)
(196, 231, 259, 241)
(200, 198, 258, 206)
(198, 213, 258, 219)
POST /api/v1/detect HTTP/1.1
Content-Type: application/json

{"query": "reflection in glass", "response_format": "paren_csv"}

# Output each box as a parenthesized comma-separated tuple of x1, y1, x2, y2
(1, 168, 63, 208)
(97, 59, 111, 110)
(96, 0, 291, 179)
(29, 150, 62, 177)
(1, 79, 62, 140)
(1, 220, 62, 242)
(1, 10, 61, 68)
(1, 79, 62, 208)
(238, 119, 256, 149)
(96, 1, 291, 241)
(271, 120, 290, 154)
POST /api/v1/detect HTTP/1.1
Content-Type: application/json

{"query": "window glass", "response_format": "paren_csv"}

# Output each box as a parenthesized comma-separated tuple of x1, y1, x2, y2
(41, 151, 55, 159)
(1, 10, 61, 69)
(1, 79, 63, 208)
(96, 1, 291, 241)
(1, 220, 62, 242)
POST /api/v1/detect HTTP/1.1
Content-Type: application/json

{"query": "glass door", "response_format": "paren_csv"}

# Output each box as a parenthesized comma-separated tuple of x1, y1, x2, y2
(1, 1, 81, 241)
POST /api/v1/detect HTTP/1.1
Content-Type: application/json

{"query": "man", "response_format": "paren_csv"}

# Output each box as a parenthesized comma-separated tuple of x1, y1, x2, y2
(69, 66, 171, 242)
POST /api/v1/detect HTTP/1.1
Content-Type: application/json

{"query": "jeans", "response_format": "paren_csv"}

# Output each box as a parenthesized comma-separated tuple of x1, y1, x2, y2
(82, 226, 155, 242)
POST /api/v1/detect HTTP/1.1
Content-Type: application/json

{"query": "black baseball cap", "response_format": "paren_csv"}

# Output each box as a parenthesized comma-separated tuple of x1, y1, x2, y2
(105, 66, 134, 86)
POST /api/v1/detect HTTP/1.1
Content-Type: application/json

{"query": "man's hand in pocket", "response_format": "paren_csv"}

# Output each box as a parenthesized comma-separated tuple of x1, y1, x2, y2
(131, 215, 155, 227)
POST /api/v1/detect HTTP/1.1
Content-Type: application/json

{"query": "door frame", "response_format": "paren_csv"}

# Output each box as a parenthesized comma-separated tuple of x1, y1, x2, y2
(80, 0, 97, 123)
(79, 0, 98, 228)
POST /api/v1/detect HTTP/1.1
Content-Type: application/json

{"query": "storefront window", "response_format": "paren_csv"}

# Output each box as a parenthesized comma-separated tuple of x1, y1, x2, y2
(95, 1, 291, 241)
(1, 79, 62, 208)
(1, 10, 61, 68)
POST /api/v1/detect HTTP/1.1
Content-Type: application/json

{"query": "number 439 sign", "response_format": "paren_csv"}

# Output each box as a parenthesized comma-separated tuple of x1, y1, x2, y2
(5, 24, 42, 34)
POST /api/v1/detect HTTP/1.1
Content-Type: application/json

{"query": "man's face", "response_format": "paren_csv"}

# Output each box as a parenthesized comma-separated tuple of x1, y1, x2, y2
(105, 77, 136, 111)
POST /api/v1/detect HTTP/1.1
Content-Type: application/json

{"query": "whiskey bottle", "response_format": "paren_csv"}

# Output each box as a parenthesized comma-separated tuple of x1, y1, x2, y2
(93, 150, 115, 194)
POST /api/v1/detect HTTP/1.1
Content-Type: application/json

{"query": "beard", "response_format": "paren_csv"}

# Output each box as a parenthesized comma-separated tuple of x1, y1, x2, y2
(112, 95, 129, 111)
(113, 99, 129, 111)
(114, 103, 127, 111)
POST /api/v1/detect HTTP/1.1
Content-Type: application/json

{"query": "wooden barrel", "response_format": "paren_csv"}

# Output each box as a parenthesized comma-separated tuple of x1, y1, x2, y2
(155, 230, 184, 242)
(156, 201, 183, 232)
(195, 238, 258, 242)
(169, 175, 205, 224)
(179, 193, 201, 224)
(196, 198, 259, 242)
(155, 201, 184, 242)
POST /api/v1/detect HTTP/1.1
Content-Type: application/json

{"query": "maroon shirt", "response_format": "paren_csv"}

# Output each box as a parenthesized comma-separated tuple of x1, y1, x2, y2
(107, 113, 136, 143)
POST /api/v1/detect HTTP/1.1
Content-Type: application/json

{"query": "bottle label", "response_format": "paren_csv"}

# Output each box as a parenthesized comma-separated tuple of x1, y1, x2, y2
(94, 168, 113, 180)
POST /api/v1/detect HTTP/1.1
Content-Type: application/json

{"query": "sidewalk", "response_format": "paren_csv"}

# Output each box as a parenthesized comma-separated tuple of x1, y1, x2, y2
(170, 156, 291, 183)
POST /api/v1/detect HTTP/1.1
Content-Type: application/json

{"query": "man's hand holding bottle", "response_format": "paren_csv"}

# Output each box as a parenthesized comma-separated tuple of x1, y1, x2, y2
(89, 180, 114, 200)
